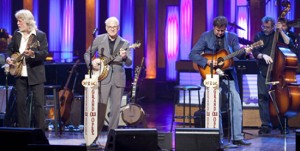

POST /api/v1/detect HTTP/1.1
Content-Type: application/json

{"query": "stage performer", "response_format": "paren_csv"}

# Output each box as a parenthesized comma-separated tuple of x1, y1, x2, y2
(84, 16, 132, 147)
(5, 9, 48, 130)
(252, 16, 295, 135)
(189, 16, 252, 147)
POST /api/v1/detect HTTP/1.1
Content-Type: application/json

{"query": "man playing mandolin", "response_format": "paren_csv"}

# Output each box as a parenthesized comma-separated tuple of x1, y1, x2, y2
(189, 16, 252, 147)
(5, 9, 48, 130)
(84, 16, 132, 147)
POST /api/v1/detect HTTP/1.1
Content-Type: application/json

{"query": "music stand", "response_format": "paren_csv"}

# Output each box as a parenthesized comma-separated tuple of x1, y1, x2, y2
(234, 60, 259, 101)
(234, 60, 259, 136)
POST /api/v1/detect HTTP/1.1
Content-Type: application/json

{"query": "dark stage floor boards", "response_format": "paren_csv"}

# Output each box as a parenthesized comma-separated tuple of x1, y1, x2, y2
(43, 100, 298, 151)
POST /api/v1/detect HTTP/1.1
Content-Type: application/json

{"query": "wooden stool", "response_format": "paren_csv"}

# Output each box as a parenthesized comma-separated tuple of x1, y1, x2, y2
(171, 85, 201, 131)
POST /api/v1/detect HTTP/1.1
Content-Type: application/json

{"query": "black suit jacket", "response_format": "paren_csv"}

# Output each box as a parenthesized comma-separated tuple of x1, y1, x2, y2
(6, 30, 48, 85)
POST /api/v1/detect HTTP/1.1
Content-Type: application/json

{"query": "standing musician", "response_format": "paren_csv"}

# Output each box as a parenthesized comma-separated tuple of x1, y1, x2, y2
(84, 16, 132, 147)
(252, 16, 295, 135)
(5, 9, 48, 130)
(189, 16, 252, 146)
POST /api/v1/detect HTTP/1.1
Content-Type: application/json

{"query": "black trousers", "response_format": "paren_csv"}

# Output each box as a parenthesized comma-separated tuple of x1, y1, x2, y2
(15, 77, 45, 129)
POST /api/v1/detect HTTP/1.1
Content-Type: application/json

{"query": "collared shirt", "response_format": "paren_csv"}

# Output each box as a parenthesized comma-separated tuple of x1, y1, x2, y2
(18, 30, 37, 77)
(108, 38, 116, 55)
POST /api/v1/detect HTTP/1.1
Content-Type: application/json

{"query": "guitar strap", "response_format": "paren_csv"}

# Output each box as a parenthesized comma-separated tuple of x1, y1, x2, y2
(22, 34, 35, 63)
(113, 39, 125, 57)
(22, 34, 35, 61)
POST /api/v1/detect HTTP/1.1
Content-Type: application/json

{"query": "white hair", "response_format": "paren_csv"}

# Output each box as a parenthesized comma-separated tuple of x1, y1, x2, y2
(105, 17, 119, 26)
(15, 9, 37, 31)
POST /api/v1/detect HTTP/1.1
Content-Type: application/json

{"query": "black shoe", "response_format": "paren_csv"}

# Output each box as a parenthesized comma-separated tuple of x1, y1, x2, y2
(258, 126, 271, 135)
(232, 140, 251, 146)
(280, 127, 290, 134)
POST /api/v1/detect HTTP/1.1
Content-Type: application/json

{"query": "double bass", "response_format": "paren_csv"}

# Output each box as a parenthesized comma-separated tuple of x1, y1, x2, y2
(266, 1, 300, 129)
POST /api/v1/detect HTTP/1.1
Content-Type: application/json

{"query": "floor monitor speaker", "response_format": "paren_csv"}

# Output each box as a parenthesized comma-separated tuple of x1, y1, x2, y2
(0, 127, 49, 150)
(175, 128, 220, 151)
(28, 144, 87, 151)
(157, 132, 173, 151)
(105, 128, 158, 151)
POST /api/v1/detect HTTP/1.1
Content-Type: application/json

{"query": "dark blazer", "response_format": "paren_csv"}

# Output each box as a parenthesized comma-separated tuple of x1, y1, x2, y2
(6, 29, 48, 85)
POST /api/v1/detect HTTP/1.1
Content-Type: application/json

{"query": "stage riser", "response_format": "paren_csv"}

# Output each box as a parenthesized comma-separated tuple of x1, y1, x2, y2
(175, 105, 300, 127)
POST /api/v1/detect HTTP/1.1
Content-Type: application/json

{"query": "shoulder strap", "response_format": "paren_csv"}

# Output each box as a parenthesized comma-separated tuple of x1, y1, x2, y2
(112, 40, 125, 56)
(26, 34, 35, 50)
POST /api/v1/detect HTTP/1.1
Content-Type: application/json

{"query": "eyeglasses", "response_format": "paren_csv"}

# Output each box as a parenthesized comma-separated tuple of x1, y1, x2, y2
(261, 25, 273, 30)
(107, 26, 118, 30)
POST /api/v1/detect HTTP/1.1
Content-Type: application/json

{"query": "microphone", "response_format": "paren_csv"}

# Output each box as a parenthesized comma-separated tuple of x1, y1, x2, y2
(216, 68, 225, 76)
(92, 28, 98, 36)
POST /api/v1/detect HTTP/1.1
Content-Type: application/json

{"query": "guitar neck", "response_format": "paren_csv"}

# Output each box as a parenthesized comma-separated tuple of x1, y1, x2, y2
(223, 48, 245, 61)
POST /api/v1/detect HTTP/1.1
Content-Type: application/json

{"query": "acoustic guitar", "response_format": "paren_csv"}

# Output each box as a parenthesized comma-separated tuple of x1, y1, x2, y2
(121, 57, 145, 126)
(58, 59, 80, 124)
(193, 40, 264, 79)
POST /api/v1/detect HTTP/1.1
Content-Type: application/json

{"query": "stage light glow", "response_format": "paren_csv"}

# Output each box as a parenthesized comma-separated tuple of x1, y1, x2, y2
(165, 6, 179, 80)
(180, 0, 193, 60)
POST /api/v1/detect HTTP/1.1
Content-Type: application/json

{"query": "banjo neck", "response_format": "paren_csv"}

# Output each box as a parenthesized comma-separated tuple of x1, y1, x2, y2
(131, 57, 144, 102)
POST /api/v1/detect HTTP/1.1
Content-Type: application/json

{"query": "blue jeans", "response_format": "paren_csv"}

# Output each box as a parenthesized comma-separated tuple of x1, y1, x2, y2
(219, 79, 243, 141)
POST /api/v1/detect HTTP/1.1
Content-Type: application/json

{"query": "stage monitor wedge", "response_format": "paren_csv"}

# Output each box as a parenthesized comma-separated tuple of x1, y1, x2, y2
(0, 127, 49, 150)
(175, 128, 220, 151)
(105, 128, 158, 151)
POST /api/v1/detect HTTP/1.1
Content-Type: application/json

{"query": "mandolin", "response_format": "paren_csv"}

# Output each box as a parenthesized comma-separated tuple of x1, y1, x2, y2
(9, 35, 40, 77)
(58, 59, 80, 123)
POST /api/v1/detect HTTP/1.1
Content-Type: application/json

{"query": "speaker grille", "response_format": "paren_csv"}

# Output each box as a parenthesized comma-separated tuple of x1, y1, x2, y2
(105, 128, 158, 151)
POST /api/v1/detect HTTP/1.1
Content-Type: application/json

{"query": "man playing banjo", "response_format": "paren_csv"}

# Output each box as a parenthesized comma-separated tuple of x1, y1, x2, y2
(83, 16, 132, 147)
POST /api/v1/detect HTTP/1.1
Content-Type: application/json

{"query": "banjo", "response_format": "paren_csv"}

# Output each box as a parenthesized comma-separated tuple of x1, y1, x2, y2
(121, 57, 145, 126)
(92, 42, 141, 81)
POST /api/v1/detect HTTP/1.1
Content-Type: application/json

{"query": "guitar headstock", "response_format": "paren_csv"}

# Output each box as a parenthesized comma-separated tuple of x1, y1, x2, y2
(129, 41, 141, 49)
(250, 40, 264, 49)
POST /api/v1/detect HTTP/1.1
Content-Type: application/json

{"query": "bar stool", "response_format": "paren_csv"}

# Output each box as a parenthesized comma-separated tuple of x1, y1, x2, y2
(44, 85, 61, 136)
(171, 85, 201, 132)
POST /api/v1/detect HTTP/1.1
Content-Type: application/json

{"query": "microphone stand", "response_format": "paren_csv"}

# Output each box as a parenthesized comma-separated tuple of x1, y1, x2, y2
(2, 64, 9, 112)
(89, 31, 97, 78)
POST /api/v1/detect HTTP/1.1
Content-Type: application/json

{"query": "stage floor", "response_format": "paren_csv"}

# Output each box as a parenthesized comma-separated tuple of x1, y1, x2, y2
(44, 100, 297, 151)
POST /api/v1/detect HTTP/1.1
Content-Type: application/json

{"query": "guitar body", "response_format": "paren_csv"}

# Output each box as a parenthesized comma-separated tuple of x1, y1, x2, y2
(58, 88, 74, 123)
(9, 52, 23, 77)
(192, 49, 233, 79)
(121, 103, 145, 126)
(58, 59, 80, 124)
